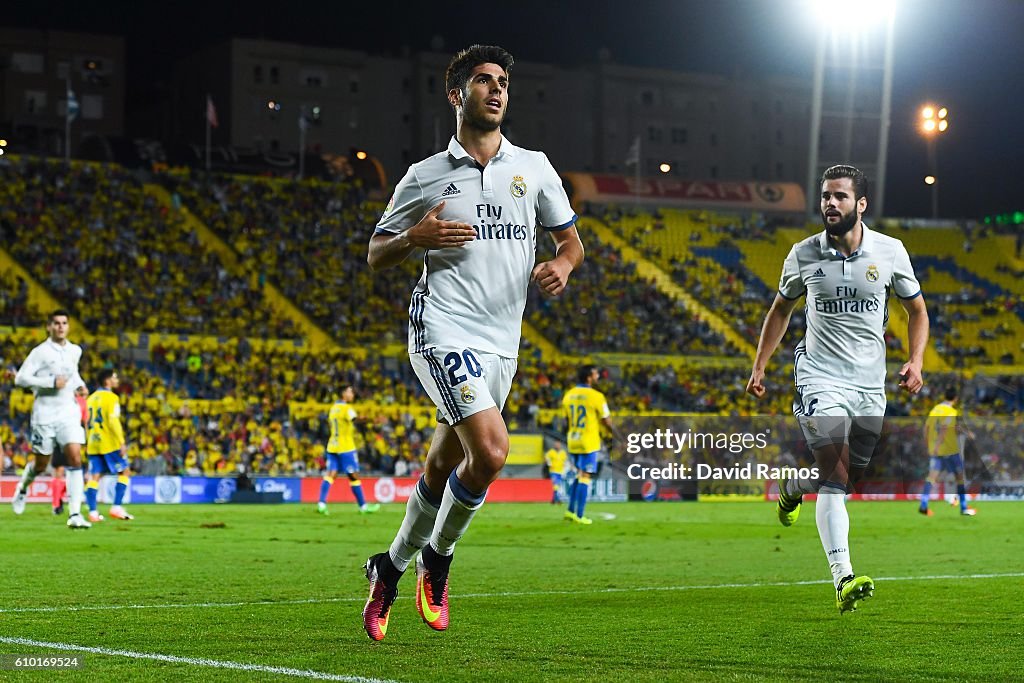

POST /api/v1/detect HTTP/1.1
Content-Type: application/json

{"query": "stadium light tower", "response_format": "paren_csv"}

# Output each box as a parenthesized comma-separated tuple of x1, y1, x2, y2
(920, 104, 948, 219)
(806, 0, 896, 220)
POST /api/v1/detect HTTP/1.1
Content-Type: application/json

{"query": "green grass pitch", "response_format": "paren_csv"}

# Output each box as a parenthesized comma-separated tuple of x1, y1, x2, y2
(2, 501, 1022, 681)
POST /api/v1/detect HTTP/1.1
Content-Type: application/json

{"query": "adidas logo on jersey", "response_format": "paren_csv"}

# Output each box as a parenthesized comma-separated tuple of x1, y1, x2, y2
(809, 268, 826, 279)
(441, 183, 461, 197)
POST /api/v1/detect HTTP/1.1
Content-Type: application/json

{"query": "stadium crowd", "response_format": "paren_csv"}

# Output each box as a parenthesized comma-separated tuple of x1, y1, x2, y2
(0, 159, 299, 339)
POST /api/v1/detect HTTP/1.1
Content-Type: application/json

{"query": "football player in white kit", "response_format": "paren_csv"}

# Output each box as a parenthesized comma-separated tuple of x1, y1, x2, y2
(747, 165, 929, 613)
(361, 44, 584, 641)
(12, 310, 92, 529)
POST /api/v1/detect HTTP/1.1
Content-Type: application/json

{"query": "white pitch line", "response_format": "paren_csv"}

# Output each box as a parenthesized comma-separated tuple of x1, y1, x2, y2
(1, 572, 1021, 616)
(0, 636, 399, 683)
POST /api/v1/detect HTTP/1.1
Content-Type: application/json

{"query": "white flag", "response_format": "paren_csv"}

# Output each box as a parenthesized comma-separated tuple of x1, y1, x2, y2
(625, 135, 640, 167)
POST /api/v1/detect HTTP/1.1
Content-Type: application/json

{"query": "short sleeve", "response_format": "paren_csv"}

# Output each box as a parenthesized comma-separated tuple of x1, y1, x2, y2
(347, 408, 357, 421)
(375, 166, 424, 235)
(536, 154, 576, 231)
(778, 246, 805, 300)
(597, 394, 610, 419)
(891, 241, 922, 299)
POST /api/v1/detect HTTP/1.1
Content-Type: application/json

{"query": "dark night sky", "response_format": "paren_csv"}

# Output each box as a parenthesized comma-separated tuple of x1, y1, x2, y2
(6, 0, 1023, 219)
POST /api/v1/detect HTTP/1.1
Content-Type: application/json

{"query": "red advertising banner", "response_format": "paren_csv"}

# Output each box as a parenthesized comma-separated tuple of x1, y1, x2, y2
(0, 476, 54, 502)
(299, 477, 553, 504)
(563, 172, 806, 212)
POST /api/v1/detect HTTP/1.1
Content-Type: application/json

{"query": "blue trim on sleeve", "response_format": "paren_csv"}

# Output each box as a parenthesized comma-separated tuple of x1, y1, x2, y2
(373, 227, 399, 236)
(542, 214, 578, 232)
(897, 290, 922, 300)
(778, 289, 805, 301)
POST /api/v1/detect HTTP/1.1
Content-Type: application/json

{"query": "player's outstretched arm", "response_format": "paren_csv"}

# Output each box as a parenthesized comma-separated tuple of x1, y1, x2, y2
(532, 225, 583, 297)
(898, 293, 929, 394)
(14, 349, 54, 390)
(746, 294, 798, 398)
(367, 201, 476, 271)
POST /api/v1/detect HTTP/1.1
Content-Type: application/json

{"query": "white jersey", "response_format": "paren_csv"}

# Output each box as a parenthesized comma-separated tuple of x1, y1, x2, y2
(14, 338, 86, 425)
(376, 136, 576, 358)
(778, 223, 921, 392)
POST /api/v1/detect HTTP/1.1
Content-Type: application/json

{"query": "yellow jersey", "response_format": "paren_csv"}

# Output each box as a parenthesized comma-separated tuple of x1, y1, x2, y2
(562, 385, 610, 454)
(545, 447, 568, 475)
(925, 401, 959, 456)
(327, 402, 357, 453)
(86, 389, 125, 455)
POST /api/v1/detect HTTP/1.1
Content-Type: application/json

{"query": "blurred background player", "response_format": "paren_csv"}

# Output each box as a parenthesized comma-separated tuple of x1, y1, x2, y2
(12, 310, 91, 528)
(85, 369, 134, 521)
(318, 385, 380, 515)
(544, 440, 568, 504)
(51, 465, 66, 515)
(747, 165, 929, 613)
(562, 366, 617, 525)
(920, 387, 977, 517)
(362, 44, 584, 641)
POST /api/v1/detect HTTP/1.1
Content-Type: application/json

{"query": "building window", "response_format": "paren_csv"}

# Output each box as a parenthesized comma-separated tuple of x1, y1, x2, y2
(82, 94, 104, 120)
(11, 52, 44, 74)
(671, 128, 688, 145)
(306, 75, 323, 87)
(254, 65, 263, 83)
(270, 66, 279, 84)
(25, 90, 47, 114)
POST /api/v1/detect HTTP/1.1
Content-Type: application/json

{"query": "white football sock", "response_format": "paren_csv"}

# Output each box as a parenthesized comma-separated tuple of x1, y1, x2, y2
(816, 485, 853, 587)
(429, 474, 486, 557)
(388, 480, 440, 572)
(66, 467, 85, 517)
(17, 460, 37, 494)
(784, 477, 818, 498)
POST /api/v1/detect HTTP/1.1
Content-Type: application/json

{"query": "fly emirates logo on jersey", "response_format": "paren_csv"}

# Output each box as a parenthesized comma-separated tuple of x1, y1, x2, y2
(814, 285, 881, 314)
(471, 203, 530, 241)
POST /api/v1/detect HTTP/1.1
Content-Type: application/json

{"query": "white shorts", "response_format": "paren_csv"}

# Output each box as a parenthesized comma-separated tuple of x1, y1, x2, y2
(793, 385, 885, 469)
(410, 347, 516, 425)
(31, 420, 86, 456)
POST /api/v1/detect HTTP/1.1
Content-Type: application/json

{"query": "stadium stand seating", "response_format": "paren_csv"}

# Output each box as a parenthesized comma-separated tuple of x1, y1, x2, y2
(0, 158, 299, 339)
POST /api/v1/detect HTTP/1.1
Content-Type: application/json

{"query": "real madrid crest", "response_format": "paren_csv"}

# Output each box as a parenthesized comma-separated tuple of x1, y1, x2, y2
(866, 265, 879, 282)
(510, 175, 527, 198)
(460, 384, 476, 404)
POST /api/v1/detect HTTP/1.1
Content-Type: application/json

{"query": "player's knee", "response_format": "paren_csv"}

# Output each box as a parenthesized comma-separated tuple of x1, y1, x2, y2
(470, 438, 509, 479)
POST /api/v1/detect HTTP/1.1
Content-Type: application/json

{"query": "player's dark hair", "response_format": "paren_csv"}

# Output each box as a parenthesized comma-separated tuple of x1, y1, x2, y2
(96, 368, 116, 387)
(577, 365, 597, 384)
(49, 308, 70, 322)
(944, 386, 958, 401)
(821, 165, 869, 201)
(445, 45, 514, 97)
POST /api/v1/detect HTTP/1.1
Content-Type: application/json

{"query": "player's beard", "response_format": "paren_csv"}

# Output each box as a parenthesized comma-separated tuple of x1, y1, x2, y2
(462, 94, 504, 133)
(823, 207, 859, 237)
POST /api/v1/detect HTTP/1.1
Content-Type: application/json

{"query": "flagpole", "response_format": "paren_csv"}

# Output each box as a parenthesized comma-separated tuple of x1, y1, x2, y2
(205, 95, 211, 173)
(65, 77, 71, 166)
(298, 109, 306, 180)
(635, 137, 641, 208)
